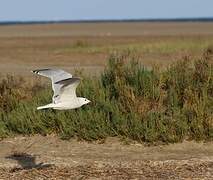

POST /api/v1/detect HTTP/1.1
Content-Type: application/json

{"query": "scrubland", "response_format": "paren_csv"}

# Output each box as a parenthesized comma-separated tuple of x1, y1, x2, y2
(0, 48, 212, 143)
(0, 22, 213, 178)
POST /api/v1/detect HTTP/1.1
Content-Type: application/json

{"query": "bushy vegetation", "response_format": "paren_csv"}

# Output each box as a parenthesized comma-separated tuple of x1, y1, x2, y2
(0, 49, 212, 143)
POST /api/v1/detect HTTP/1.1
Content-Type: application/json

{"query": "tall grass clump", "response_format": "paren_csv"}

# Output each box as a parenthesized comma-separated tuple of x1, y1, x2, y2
(0, 49, 212, 143)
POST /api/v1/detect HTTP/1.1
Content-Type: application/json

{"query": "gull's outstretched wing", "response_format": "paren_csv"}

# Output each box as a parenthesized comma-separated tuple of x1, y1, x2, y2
(32, 69, 73, 103)
(55, 77, 81, 101)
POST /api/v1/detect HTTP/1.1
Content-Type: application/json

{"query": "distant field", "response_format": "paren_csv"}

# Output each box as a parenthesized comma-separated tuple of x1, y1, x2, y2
(0, 22, 213, 76)
(1, 22, 213, 37)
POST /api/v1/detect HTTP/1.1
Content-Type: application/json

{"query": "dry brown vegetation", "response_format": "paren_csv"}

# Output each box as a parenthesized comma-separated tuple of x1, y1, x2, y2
(1, 22, 213, 76)
(0, 136, 213, 179)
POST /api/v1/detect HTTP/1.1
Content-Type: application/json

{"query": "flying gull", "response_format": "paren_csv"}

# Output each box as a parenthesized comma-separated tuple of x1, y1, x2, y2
(32, 69, 91, 110)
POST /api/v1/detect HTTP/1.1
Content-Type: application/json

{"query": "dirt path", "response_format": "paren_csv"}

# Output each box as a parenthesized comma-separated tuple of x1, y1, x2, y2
(0, 135, 212, 179)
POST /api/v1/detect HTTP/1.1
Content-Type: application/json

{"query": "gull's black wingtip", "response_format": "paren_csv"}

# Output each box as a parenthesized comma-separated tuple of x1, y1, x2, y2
(31, 69, 51, 74)
(31, 70, 38, 74)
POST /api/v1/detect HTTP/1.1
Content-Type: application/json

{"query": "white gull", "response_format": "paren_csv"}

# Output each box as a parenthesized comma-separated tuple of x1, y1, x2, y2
(32, 69, 90, 110)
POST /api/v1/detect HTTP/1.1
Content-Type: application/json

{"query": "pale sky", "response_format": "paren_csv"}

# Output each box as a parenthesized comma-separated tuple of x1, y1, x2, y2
(0, 0, 213, 21)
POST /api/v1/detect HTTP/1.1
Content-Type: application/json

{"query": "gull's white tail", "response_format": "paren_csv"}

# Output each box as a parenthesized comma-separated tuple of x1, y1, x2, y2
(37, 103, 55, 110)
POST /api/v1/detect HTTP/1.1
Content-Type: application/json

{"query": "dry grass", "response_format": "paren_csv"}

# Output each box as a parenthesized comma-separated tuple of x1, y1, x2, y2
(1, 136, 213, 179)
(1, 22, 213, 76)
(1, 22, 213, 37)
(1, 160, 213, 179)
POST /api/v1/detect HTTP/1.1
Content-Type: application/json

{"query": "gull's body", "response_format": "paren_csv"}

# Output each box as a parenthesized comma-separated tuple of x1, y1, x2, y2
(36, 97, 87, 110)
(32, 69, 90, 110)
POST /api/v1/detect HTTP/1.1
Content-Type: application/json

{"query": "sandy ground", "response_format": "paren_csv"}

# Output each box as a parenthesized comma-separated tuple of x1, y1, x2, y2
(0, 135, 212, 179)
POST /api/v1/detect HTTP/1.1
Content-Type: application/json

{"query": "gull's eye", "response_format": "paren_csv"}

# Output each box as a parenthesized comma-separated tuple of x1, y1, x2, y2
(85, 99, 86, 101)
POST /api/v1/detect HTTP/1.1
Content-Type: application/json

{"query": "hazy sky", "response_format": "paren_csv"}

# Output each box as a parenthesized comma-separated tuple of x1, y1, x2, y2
(0, 0, 213, 21)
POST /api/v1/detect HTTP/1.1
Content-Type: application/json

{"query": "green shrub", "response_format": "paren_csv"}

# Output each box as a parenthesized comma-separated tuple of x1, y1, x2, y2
(0, 49, 212, 143)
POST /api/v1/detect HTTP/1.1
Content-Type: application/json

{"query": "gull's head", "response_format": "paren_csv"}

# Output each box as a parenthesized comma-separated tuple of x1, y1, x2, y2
(80, 98, 91, 106)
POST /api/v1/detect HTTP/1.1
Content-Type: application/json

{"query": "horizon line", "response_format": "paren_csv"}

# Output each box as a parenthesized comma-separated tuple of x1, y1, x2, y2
(1, 17, 213, 25)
